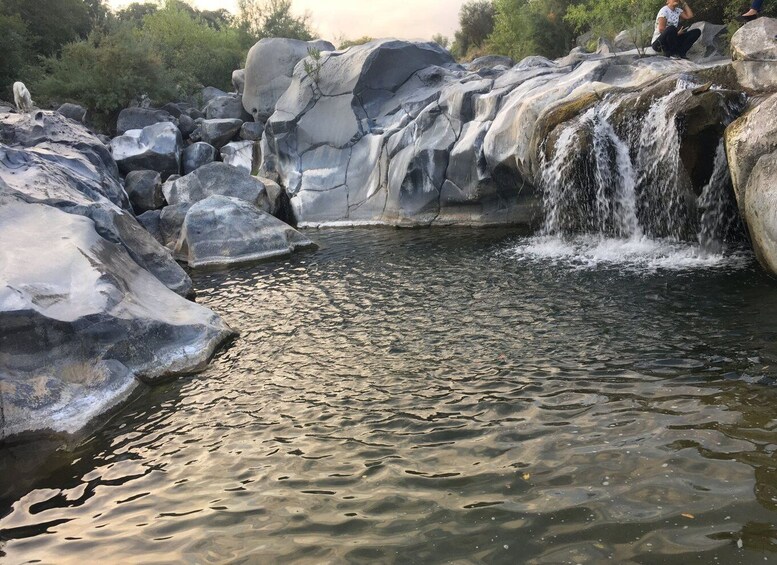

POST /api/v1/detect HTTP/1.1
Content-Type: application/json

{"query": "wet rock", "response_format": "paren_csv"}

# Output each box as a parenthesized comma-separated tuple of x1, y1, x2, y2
(111, 121, 182, 178)
(725, 93, 777, 213)
(183, 142, 216, 175)
(125, 170, 164, 213)
(175, 195, 315, 268)
(116, 107, 177, 135)
(743, 150, 777, 274)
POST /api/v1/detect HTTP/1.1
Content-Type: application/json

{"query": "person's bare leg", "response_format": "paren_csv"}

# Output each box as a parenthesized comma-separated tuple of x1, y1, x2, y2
(742, 8, 759, 15)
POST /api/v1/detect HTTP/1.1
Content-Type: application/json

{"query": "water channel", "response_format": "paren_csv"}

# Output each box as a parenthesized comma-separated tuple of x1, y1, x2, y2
(3, 227, 777, 563)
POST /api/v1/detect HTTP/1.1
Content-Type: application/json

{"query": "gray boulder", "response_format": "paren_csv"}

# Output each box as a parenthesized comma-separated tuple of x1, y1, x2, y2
(0, 194, 235, 441)
(111, 121, 183, 178)
(200, 118, 243, 148)
(125, 170, 164, 213)
(220, 140, 255, 173)
(240, 121, 264, 141)
(613, 22, 653, 52)
(242, 37, 336, 122)
(178, 114, 197, 138)
(201, 86, 229, 106)
(175, 195, 315, 268)
(743, 150, 777, 274)
(56, 103, 87, 123)
(163, 161, 270, 209)
(731, 17, 777, 91)
(116, 107, 177, 135)
(725, 93, 777, 213)
(204, 93, 252, 121)
(183, 142, 216, 175)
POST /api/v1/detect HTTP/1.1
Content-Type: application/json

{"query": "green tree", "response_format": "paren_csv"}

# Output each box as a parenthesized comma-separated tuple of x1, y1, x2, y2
(565, 0, 662, 48)
(0, 0, 91, 57)
(432, 33, 450, 49)
(237, 0, 313, 41)
(115, 2, 159, 27)
(32, 25, 173, 130)
(0, 12, 31, 100)
(488, 0, 576, 60)
(452, 0, 496, 57)
(141, 0, 244, 94)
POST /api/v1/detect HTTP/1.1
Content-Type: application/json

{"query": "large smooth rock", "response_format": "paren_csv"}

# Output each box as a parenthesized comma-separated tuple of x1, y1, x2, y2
(725, 93, 777, 213)
(125, 170, 164, 213)
(0, 194, 235, 441)
(199, 118, 243, 149)
(163, 161, 270, 209)
(111, 121, 183, 178)
(175, 195, 315, 268)
(0, 110, 127, 209)
(731, 18, 777, 92)
(242, 37, 336, 122)
(1, 112, 191, 297)
(744, 150, 777, 274)
(116, 107, 177, 135)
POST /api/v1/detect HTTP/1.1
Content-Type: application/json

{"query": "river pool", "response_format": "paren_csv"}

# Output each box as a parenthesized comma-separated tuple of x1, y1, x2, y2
(2, 227, 777, 564)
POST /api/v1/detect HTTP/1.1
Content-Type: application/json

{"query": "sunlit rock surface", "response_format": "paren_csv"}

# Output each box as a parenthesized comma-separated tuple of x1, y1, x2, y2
(110, 121, 182, 178)
(174, 195, 315, 268)
(731, 18, 777, 92)
(0, 195, 235, 441)
(0, 111, 235, 442)
(242, 37, 336, 122)
(260, 39, 738, 227)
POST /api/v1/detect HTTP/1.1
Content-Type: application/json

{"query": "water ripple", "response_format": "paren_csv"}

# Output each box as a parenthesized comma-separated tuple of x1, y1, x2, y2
(3, 228, 777, 563)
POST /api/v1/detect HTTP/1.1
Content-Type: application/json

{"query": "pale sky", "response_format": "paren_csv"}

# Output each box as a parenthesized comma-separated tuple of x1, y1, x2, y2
(108, 0, 466, 43)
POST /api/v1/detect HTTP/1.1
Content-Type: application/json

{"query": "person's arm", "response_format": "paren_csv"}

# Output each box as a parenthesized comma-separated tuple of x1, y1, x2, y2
(680, 2, 694, 19)
(657, 16, 667, 33)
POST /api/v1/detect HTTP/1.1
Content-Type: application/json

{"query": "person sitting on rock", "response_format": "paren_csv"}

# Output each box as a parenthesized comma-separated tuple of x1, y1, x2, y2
(740, 0, 763, 20)
(651, 0, 701, 59)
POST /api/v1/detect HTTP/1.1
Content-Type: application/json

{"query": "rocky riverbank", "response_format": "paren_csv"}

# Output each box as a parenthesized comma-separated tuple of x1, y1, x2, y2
(3, 18, 777, 443)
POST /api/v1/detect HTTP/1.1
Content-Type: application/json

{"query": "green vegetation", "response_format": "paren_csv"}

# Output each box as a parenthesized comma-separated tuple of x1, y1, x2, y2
(0, 0, 314, 131)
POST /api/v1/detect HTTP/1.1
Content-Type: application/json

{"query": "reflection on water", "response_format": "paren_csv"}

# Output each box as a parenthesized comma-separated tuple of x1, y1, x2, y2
(3, 228, 777, 563)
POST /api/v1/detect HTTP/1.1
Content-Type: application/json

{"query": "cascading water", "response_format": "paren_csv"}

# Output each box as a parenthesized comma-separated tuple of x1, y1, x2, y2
(516, 81, 749, 271)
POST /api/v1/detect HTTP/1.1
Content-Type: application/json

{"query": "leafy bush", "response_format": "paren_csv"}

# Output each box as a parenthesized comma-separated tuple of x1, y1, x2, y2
(32, 26, 173, 130)
(488, 0, 576, 60)
(141, 1, 244, 94)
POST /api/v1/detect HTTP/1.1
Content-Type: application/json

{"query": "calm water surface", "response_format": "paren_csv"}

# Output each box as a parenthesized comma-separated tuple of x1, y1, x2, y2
(4, 228, 777, 564)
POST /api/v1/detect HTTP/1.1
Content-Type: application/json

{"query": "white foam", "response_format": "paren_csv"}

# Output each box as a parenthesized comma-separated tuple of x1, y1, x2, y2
(505, 234, 752, 273)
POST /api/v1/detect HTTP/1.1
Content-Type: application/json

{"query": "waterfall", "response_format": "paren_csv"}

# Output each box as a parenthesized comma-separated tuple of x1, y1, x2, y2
(697, 141, 743, 252)
(541, 101, 642, 239)
(539, 82, 739, 249)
